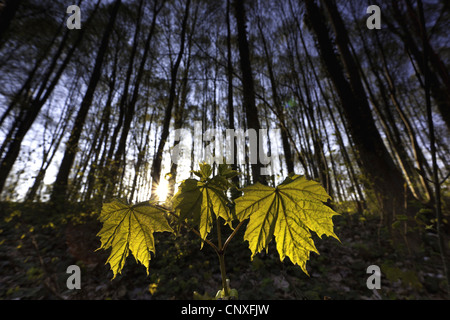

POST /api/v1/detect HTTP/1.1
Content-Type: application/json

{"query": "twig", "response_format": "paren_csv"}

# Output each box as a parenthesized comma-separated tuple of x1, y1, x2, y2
(439, 171, 450, 185)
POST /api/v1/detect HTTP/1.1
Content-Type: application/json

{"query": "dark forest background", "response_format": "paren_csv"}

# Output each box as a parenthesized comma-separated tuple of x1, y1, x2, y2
(0, 0, 449, 300)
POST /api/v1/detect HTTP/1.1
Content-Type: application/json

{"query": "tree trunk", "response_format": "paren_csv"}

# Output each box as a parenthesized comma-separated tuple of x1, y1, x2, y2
(105, 0, 162, 199)
(0, 0, 23, 44)
(388, 0, 450, 130)
(374, 31, 432, 202)
(50, 0, 121, 205)
(417, 0, 450, 297)
(233, 0, 264, 184)
(25, 77, 79, 202)
(306, 0, 408, 226)
(150, 0, 191, 200)
(256, 18, 294, 175)
(0, 0, 100, 195)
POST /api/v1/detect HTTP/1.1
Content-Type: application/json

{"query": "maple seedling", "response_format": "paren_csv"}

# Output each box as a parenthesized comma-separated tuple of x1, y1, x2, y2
(96, 163, 340, 299)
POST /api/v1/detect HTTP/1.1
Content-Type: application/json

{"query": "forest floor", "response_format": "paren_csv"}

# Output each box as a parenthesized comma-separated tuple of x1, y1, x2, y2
(0, 201, 449, 300)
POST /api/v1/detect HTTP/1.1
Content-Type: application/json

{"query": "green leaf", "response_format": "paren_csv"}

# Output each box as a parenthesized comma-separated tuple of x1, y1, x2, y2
(235, 175, 339, 275)
(173, 176, 234, 248)
(96, 199, 173, 279)
(172, 179, 202, 222)
(200, 180, 232, 229)
(217, 163, 239, 180)
(191, 162, 213, 181)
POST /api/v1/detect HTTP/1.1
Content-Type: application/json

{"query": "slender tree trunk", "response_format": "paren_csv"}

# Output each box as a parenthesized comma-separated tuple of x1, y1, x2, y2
(417, 0, 450, 297)
(129, 98, 155, 203)
(0, 0, 99, 195)
(225, 0, 241, 197)
(150, 0, 191, 200)
(167, 2, 198, 200)
(167, 65, 191, 200)
(84, 49, 118, 203)
(256, 18, 294, 175)
(233, 0, 264, 184)
(25, 76, 80, 202)
(388, 1, 450, 130)
(292, 5, 358, 204)
(346, 2, 425, 203)
(105, 0, 163, 199)
(404, 0, 450, 94)
(373, 32, 432, 203)
(51, 0, 121, 205)
(296, 48, 328, 189)
(0, 9, 67, 130)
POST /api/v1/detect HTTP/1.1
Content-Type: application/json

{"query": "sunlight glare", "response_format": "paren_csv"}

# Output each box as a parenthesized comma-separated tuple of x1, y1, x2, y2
(155, 178, 169, 202)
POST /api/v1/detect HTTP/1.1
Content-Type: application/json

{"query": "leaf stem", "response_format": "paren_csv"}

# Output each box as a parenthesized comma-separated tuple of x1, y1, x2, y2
(216, 216, 230, 297)
(222, 219, 245, 253)
(217, 250, 229, 297)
